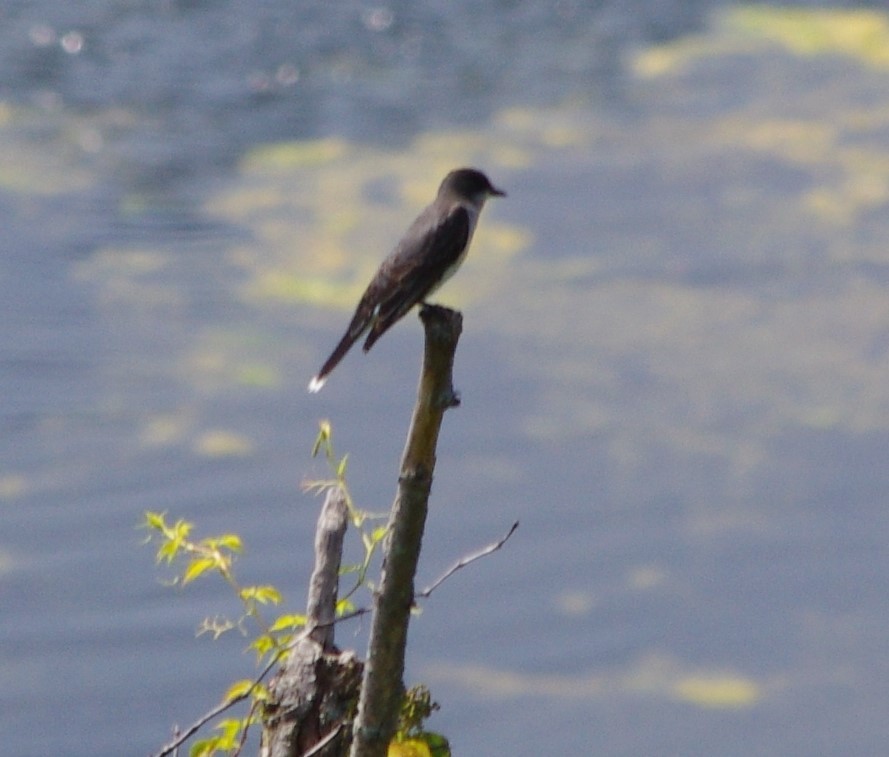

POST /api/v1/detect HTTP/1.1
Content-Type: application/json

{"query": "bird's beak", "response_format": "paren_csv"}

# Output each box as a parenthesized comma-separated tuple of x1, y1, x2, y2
(489, 185, 507, 198)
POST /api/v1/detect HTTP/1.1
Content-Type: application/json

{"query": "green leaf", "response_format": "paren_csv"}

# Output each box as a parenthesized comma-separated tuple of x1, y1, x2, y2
(257, 585, 283, 604)
(189, 736, 219, 757)
(213, 719, 242, 749)
(336, 597, 356, 616)
(182, 557, 217, 585)
(336, 453, 349, 478)
(215, 534, 243, 552)
(388, 740, 432, 757)
(157, 538, 181, 565)
(312, 420, 332, 458)
(423, 732, 451, 757)
(172, 518, 194, 541)
(249, 633, 277, 660)
(240, 585, 283, 605)
(269, 613, 307, 632)
(251, 682, 270, 703)
(224, 679, 255, 702)
(371, 525, 388, 544)
(144, 511, 167, 530)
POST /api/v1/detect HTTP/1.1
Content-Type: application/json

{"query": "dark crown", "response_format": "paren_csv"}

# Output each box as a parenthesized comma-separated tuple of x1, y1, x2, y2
(439, 168, 506, 198)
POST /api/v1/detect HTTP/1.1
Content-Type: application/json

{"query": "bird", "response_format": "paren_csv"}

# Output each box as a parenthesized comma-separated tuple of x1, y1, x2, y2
(308, 167, 506, 392)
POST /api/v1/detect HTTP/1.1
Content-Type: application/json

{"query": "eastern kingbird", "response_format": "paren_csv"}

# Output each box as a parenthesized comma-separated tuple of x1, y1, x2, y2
(308, 167, 506, 392)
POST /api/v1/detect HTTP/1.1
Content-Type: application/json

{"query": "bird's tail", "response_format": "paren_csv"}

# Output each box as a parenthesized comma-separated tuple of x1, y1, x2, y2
(308, 330, 360, 392)
(308, 301, 378, 392)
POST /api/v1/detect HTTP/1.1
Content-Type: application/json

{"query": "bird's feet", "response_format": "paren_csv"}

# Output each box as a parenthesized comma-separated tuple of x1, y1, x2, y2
(419, 302, 453, 318)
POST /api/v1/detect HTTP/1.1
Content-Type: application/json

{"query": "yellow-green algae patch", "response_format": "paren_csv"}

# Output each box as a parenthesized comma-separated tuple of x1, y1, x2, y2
(672, 675, 760, 709)
(424, 653, 762, 709)
(634, 6, 889, 76)
(0, 474, 27, 500)
(0, 100, 131, 195)
(205, 119, 554, 312)
(192, 429, 254, 458)
(730, 6, 889, 66)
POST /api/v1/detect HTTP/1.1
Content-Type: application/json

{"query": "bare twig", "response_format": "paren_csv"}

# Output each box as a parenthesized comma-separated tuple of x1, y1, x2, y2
(153, 652, 283, 757)
(232, 699, 258, 757)
(153, 510, 511, 757)
(300, 723, 345, 756)
(419, 521, 519, 598)
(155, 489, 354, 757)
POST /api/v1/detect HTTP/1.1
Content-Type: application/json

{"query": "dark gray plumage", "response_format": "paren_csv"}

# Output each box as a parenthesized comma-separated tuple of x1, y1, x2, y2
(308, 167, 505, 392)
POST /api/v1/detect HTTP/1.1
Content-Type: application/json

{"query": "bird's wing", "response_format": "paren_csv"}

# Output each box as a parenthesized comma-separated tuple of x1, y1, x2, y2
(309, 204, 471, 391)
(362, 205, 470, 352)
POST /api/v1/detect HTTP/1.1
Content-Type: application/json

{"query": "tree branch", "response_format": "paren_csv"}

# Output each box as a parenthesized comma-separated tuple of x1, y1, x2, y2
(306, 487, 349, 650)
(349, 305, 463, 757)
(261, 487, 361, 757)
(153, 659, 277, 757)
(419, 521, 519, 598)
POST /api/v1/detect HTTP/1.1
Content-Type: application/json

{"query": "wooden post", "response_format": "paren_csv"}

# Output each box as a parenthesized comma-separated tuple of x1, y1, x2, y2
(261, 487, 363, 757)
(349, 304, 463, 757)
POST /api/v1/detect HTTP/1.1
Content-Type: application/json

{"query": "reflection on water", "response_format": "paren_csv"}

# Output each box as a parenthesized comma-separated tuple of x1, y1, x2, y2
(3, 3, 889, 756)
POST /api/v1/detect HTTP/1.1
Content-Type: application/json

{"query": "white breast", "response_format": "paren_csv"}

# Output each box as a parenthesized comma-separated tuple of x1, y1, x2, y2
(431, 203, 480, 295)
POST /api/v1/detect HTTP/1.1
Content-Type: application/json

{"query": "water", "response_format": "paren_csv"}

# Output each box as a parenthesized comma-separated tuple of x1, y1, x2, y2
(3, 2, 889, 755)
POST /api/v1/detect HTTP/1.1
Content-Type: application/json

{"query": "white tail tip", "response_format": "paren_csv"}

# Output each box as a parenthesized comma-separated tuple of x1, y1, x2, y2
(308, 375, 326, 393)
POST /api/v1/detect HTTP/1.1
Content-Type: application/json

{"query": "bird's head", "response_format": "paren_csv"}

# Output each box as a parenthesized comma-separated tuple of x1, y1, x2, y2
(440, 168, 506, 205)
